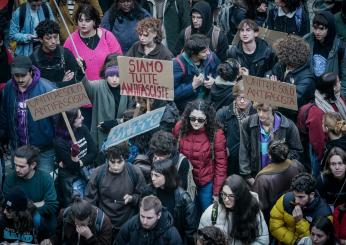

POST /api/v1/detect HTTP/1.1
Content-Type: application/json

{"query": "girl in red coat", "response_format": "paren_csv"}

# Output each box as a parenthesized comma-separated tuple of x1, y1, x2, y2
(173, 100, 227, 214)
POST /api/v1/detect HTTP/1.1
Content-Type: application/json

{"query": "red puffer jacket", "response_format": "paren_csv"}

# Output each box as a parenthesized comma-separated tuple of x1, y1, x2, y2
(173, 121, 227, 196)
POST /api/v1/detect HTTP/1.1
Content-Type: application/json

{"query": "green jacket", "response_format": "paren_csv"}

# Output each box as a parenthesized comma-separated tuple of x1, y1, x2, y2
(82, 78, 134, 149)
(304, 33, 346, 97)
(142, 0, 190, 52)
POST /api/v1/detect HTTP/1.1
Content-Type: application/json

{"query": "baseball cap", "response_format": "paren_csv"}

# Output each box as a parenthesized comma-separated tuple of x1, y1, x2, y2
(4, 187, 28, 212)
(11, 56, 32, 75)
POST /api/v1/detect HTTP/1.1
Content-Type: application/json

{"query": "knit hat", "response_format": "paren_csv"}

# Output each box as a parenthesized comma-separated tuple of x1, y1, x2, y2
(11, 56, 32, 75)
(4, 187, 28, 212)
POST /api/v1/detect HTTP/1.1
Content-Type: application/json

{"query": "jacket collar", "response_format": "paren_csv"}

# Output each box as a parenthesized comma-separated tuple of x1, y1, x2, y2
(248, 112, 290, 128)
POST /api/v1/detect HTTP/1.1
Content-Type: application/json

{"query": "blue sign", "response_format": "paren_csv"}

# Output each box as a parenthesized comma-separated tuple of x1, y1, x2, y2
(102, 106, 166, 150)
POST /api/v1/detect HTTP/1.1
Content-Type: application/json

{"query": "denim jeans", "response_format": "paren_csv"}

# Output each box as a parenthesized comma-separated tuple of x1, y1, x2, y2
(37, 148, 56, 174)
(309, 144, 320, 179)
(195, 181, 213, 215)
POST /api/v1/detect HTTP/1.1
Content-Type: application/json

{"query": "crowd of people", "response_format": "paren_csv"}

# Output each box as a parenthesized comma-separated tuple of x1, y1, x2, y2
(0, 0, 346, 244)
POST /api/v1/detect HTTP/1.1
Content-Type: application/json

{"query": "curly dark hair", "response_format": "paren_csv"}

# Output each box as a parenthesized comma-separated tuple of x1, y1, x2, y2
(269, 140, 289, 163)
(74, 3, 101, 28)
(274, 35, 310, 69)
(219, 175, 260, 243)
(197, 226, 228, 245)
(35, 20, 60, 38)
(107, 0, 146, 29)
(290, 173, 316, 194)
(180, 100, 218, 145)
(149, 130, 177, 156)
(136, 17, 163, 44)
(105, 142, 129, 160)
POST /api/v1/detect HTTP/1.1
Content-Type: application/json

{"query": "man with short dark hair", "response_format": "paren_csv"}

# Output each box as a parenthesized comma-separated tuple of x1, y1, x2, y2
(0, 55, 56, 173)
(3, 145, 59, 236)
(30, 20, 83, 87)
(173, 34, 220, 112)
(85, 142, 145, 236)
(269, 173, 332, 245)
(115, 195, 183, 244)
(9, 0, 55, 56)
(227, 19, 277, 77)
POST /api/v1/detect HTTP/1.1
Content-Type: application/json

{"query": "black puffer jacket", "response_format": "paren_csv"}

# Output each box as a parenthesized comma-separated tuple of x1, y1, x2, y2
(141, 185, 198, 244)
(115, 208, 183, 245)
(227, 38, 278, 77)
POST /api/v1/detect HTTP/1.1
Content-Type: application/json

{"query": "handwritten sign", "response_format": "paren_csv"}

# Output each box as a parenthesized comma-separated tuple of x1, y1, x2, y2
(118, 56, 174, 101)
(102, 106, 166, 150)
(232, 27, 290, 46)
(26, 83, 91, 121)
(243, 75, 298, 111)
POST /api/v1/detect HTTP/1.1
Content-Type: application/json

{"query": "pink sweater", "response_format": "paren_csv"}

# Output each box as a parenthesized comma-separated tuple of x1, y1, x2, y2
(64, 27, 122, 80)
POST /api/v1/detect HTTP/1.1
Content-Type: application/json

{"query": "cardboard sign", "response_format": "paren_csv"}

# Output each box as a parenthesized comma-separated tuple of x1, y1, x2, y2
(118, 56, 174, 101)
(232, 27, 290, 46)
(243, 75, 298, 111)
(26, 83, 91, 121)
(102, 106, 166, 150)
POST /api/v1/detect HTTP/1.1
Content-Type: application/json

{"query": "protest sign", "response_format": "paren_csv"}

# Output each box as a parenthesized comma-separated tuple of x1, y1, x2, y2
(26, 83, 91, 121)
(118, 56, 174, 101)
(232, 27, 289, 46)
(102, 106, 166, 150)
(242, 75, 298, 111)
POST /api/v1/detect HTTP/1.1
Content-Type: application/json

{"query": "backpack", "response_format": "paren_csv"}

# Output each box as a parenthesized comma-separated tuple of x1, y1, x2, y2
(19, 2, 50, 31)
(176, 153, 196, 199)
(61, 206, 105, 240)
(296, 102, 315, 140)
(273, 5, 303, 33)
(218, 0, 234, 35)
(133, 154, 151, 183)
(184, 25, 220, 52)
(95, 163, 139, 190)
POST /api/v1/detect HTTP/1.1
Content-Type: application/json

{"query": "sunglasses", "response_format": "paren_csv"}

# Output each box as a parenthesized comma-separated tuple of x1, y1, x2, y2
(189, 117, 206, 124)
(220, 192, 236, 200)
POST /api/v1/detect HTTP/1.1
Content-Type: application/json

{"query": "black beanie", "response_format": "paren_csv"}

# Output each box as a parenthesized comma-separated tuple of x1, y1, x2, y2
(4, 187, 28, 212)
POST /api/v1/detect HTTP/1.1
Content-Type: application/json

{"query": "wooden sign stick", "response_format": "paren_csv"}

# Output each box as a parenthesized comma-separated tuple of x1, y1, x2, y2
(62, 112, 77, 143)
(146, 98, 151, 112)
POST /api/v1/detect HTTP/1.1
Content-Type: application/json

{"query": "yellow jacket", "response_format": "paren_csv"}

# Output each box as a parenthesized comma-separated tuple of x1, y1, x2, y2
(269, 193, 332, 245)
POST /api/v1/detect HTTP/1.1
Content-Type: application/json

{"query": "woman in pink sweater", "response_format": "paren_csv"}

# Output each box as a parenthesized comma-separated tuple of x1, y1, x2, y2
(64, 3, 122, 128)
(64, 3, 122, 80)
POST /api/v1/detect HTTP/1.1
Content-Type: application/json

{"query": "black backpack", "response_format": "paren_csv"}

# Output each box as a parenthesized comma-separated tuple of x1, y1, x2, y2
(19, 2, 50, 31)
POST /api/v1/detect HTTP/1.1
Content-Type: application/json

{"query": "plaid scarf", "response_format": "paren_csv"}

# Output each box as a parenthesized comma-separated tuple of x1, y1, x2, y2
(233, 101, 251, 123)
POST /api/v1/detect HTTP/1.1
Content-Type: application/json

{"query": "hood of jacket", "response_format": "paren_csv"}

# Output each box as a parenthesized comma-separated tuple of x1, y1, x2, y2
(191, 1, 212, 34)
(314, 11, 336, 50)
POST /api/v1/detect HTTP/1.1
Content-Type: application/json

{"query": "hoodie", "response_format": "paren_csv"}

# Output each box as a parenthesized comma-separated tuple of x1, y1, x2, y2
(191, 1, 213, 34)
(312, 11, 336, 76)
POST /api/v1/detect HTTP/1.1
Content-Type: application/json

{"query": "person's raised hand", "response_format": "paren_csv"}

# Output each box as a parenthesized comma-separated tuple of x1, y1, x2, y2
(192, 74, 204, 90)
(76, 225, 93, 239)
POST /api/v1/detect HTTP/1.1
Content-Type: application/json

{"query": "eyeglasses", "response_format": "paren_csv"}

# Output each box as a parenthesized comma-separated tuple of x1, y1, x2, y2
(220, 192, 236, 200)
(189, 117, 206, 124)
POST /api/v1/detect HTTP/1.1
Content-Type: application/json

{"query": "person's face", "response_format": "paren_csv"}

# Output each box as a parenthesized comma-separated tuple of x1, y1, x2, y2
(41, 33, 59, 53)
(107, 75, 120, 87)
(78, 14, 96, 34)
(313, 25, 328, 43)
(73, 110, 84, 128)
(293, 191, 313, 207)
(14, 156, 36, 179)
(192, 12, 203, 29)
(151, 171, 165, 188)
(239, 24, 258, 44)
(118, 0, 134, 13)
(329, 155, 346, 179)
(75, 216, 90, 227)
(257, 105, 273, 124)
(274, 0, 285, 8)
(153, 153, 170, 162)
(14, 72, 33, 91)
(311, 226, 328, 245)
(108, 158, 125, 174)
(140, 207, 161, 230)
(189, 109, 207, 131)
(235, 93, 251, 110)
(4, 208, 15, 219)
(221, 185, 236, 209)
(29, 0, 42, 11)
(138, 30, 157, 46)
(196, 48, 210, 61)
